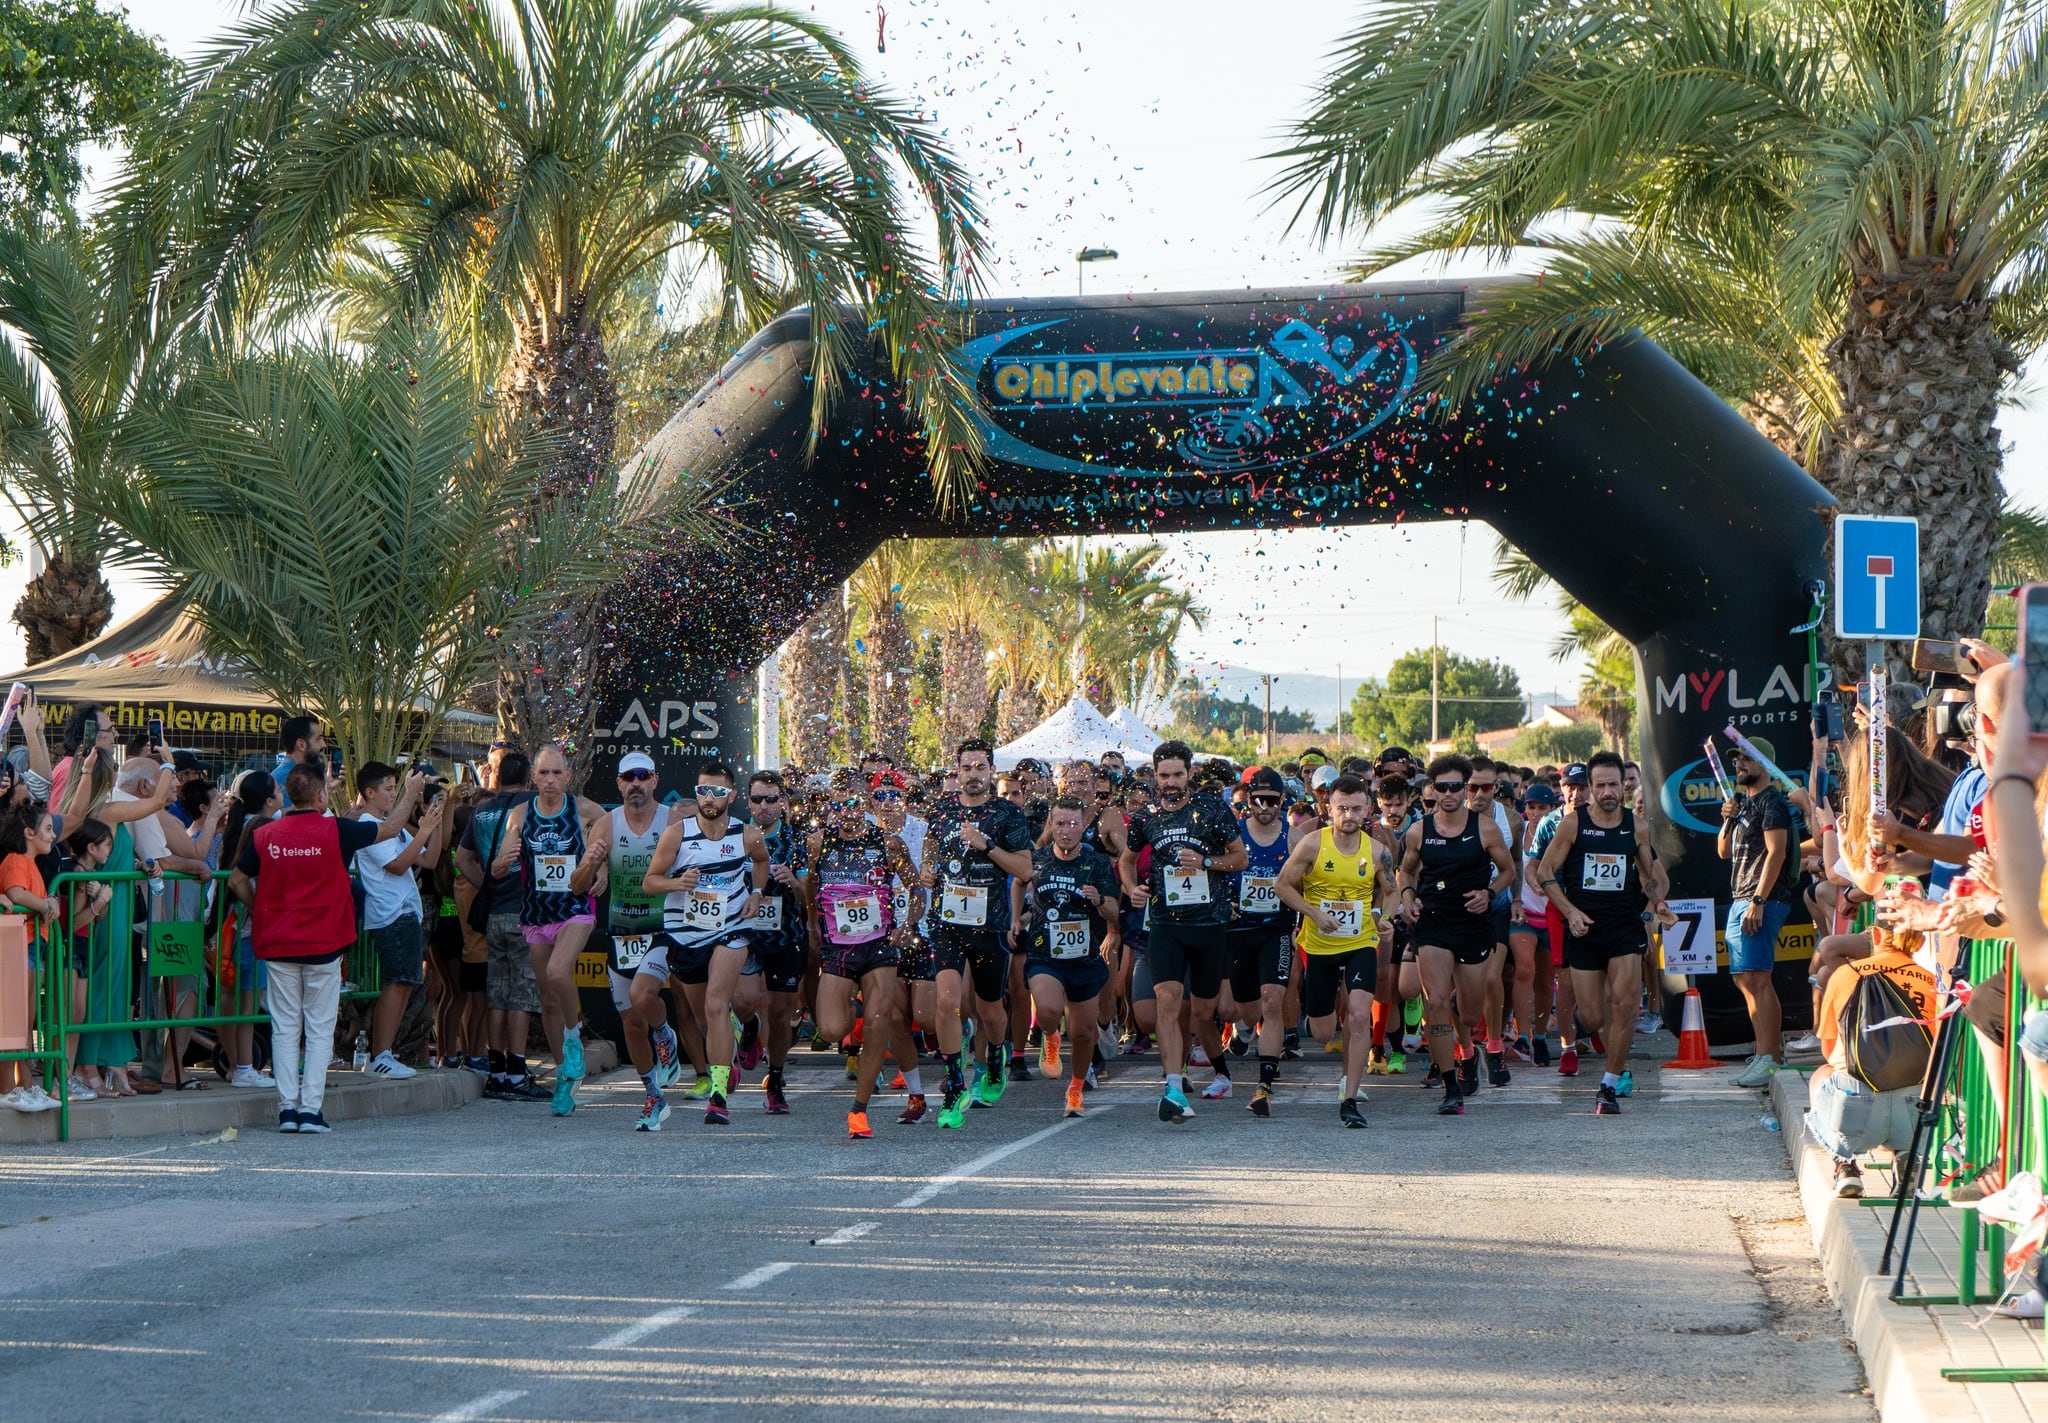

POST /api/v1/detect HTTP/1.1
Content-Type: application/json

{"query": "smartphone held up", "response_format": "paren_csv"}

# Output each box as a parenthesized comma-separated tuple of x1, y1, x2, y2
(2019, 583, 2048, 740)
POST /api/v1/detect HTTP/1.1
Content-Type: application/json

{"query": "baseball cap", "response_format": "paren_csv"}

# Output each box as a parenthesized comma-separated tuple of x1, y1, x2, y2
(171, 749, 204, 774)
(1311, 765, 1339, 790)
(1247, 767, 1286, 795)
(1523, 783, 1561, 806)
(617, 751, 656, 775)
(1376, 746, 1412, 766)
(1562, 762, 1590, 786)
(869, 769, 908, 792)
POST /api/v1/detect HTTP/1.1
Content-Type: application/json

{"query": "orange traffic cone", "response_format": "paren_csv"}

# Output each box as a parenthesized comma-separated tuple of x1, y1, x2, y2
(1662, 988, 1720, 1069)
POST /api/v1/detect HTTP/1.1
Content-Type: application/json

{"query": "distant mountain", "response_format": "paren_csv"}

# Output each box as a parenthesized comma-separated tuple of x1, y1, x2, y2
(1152, 661, 1573, 730)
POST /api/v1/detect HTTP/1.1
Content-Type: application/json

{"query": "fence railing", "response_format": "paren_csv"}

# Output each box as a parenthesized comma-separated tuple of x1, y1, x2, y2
(1, 870, 383, 1141)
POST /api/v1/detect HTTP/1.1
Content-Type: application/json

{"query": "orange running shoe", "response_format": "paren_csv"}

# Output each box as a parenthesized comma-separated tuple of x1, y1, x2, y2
(1039, 1031, 1062, 1079)
(887, 1070, 906, 1090)
(1064, 1081, 1084, 1118)
(847, 1108, 873, 1139)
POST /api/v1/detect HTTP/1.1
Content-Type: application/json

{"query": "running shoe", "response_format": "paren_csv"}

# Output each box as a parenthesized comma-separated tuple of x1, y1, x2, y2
(1734, 1054, 1781, 1088)
(1009, 1054, 1034, 1082)
(1249, 1084, 1274, 1118)
(1083, 1063, 1100, 1092)
(277, 1108, 300, 1133)
(703, 1092, 729, 1126)
(847, 1108, 872, 1139)
(1366, 1046, 1390, 1076)
(1532, 1036, 1552, 1067)
(1486, 1049, 1510, 1089)
(973, 1057, 1006, 1107)
(735, 1039, 765, 1072)
(1616, 1069, 1635, 1098)
(1636, 1010, 1662, 1036)
(887, 1071, 906, 1090)
(1423, 1061, 1442, 1088)
(1189, 1044, 1210, 1067)
(1589, 1032, 1606, 1055)
(684, 1074, 715, 1100)
(1123, 1033, 1155, 1056)
(763, 1076, 791, 1115)
(1832, 1159, 1864, 1198)
(1385, 1050, 1407, 1074)
(898, 1093, 928, 1125)
(295, 1110, 331, 1134)
(845, 1054, 859, 1080)
(561, 1030, 586, 1082)
(1200, 1074, 1232, 1100)
(807, 1034, 835, 1053)
(1784, 1030, 1822, 1055)
(1557, 1047, 1579, 1077)
(1509, 1036, 1533, 1063)
(1595, 1085, 1621, 1115)
(551, 1075, 577, 1116)
(1436, 1082, 1465, 1116)
(1323, 1034, 1345, 1055)
(1065, 1082, 1085, 1118)
(1339, 1097, 1367, 1129)
(937, 1082, 968, 1129)
(1158, 1085, 1193, 1124)
(1040, 1031, 1062, 1078)
(1282, 1032, 1303, 1060)
(1028, 1024, 1044, 1048)
(635, 1094, 670, 1132)
(509, 1077, 552, 1101)
(1229, 1031, 1254, 1059)
(652, 1029, 680, 1087)
(1457, 1053, 1480, 1096)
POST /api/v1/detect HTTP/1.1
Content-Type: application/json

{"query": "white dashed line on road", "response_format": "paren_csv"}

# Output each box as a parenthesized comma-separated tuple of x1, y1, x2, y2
(723, 1261, 799, 1290)
(431, 1388, 527, 1422)
(591, 1304, 699, 1348)
(816, 1220, 879, 1245)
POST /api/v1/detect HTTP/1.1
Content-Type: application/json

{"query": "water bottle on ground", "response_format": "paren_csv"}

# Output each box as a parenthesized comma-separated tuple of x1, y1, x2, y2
(352, 1031, 368, 1074)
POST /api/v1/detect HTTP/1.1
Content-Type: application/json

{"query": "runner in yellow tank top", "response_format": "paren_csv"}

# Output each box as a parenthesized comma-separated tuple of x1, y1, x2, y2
(1277, 773, 1395, 1128)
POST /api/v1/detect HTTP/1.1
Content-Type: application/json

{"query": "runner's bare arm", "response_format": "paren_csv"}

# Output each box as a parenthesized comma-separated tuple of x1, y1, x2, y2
(1372, 843, 1397, 918)
(1395, 821, 1424, 921)
(1480, 819, 1516, 896)
(1535, 813, 1589, 932)
(569, 808, 609, 894)
(1273, 832, 1322, 918)
(888, 836, 926, 923)
(1208, 834, 1249, 874)
(743, 825, 769, 919)
(641, 821, 693, 896)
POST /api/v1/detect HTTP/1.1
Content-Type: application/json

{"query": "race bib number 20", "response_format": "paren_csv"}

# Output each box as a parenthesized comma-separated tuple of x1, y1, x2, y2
(535, 854, 573, 891)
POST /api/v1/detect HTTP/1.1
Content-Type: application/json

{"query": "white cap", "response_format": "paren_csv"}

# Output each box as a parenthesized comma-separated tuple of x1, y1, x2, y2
(617, 751, 657, 774)
(1311, 765, 1339, 789)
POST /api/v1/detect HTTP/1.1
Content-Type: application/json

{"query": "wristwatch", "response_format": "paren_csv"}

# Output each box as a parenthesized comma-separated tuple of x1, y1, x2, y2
(1202, 855, 1212, 870)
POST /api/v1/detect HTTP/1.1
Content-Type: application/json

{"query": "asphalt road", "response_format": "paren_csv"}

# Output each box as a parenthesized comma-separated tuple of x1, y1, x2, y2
(1, 1042, 1874, 1423)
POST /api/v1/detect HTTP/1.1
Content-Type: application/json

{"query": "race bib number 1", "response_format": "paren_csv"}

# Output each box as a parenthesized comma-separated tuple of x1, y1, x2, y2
(832, 892, 881, 938)
(613, 934, 652, 972)
(1238, 875, 1279, 913)
(535, 854, 573, 891)
(1048, 918, 1090, 959)
(1581, 854, 1626, 892)
(940, 883, 989, 926)
(1163, 872, 1211, 908)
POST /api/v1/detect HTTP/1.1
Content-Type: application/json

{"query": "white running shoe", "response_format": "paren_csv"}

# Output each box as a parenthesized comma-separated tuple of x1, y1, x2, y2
(1992, 1289, 2046, 1320)
(3, 1086, 33, 1112)
(368, 1051, 417, 1080)
(1189, 1045, 1211, 1067)
(66, 1076, 99, 1101)
(23, 1085, 58, 1112)
(230, 1065, 276, 1089)
(1734, 1054, 1781, 1088)
(1200, 1075, 1232, 1099)
(1783, 1031, 1822, 1055)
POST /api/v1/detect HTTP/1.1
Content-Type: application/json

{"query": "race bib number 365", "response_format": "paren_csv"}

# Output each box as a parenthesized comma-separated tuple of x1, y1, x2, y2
(681, 889, 725, 931)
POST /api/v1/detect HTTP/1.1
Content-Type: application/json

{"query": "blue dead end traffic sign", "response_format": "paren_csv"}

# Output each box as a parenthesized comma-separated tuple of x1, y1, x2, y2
(1834, 515, 1921, 640)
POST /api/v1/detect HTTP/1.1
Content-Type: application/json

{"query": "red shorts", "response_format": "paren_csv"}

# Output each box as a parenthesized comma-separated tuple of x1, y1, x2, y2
(1510, 905, 1564, 967)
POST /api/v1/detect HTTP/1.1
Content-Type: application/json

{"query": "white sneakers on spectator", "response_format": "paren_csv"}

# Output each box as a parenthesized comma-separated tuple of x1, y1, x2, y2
(1832, 1159, 1865, 1198)
(4, 1085, 59, 1112)
(1735, 1054, 1781, 1088)
(369, 1051, 417, 1080)
(229, 1065, 276, 1089)
(1992, 1289, 2045, 1320)
(65, 1075, 99, 1101)
(1783, 1030, 1822, 1055)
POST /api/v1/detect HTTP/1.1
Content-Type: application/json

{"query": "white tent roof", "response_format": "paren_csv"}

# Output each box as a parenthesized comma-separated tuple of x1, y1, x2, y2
(995, 697, 1146, 770)
(1103, 704, 1161, 754)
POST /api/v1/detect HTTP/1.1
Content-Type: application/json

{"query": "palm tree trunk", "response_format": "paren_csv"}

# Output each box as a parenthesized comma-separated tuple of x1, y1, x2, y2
(495, 588, 604, 784)
(940, 623, 988, 759)
(12, 551, 115, 663)
(781, 595, 846, 771)
(865, 602, 915, 764)
(1821, 257, 2010, 676)
(997, 677, 1042, 742)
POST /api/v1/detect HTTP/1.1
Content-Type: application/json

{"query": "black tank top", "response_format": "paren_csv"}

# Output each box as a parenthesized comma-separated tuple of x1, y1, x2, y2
(1418, 811, 1489, 913)
(1560, 809, 1646, 922)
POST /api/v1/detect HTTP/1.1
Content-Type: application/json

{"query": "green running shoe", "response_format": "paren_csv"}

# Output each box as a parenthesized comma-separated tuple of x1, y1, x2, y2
(1386, 1050, 1407, 1074)
(683, 1074, 715, 1101)
(972, 1058, 1005, 1107)
(937, 1082, 968, 1129)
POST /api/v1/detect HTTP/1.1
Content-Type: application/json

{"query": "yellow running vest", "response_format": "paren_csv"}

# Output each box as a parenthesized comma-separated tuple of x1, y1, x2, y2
(1298, 827, 1380, 954)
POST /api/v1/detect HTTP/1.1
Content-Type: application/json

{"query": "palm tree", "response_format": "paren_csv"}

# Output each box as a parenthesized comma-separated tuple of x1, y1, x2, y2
(1493, 536, 1635, 751)
(847, 540, 932, 765)
(780, 591, 847, 771)
(1275, 0, 2048, 659)
(916, 539, 1021, 759)
(0, 223, 145, 661)
(1031, 542, 1206, 712)
(86, 326, 699, 770)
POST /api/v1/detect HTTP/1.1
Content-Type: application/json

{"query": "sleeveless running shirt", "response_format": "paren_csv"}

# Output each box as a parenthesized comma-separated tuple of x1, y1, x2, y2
(1560, 808, 1647, 925)
(814, 824, 896, 945)
(519, 796, 588, 926)
(755, 818, 807, 949)
(1417, 811, 1490, 915)
(661, 815, 753, 950)
(1232, 818, 1292, 926)
(605, 804, 670, 976)
(1297, 826, 1381, 954)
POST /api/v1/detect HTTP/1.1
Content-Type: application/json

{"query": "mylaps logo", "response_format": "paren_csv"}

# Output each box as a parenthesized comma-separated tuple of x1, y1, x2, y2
(1653, 664, 1808, 715)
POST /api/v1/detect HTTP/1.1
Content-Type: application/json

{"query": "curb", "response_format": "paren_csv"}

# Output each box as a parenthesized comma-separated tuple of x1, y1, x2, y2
(1771, 1069, 2044, 1423)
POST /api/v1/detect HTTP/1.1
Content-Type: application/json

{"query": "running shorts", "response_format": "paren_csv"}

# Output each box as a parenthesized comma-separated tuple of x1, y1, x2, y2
(820, 937, 899, 983)
(1025, 954, 1110, 1003)
(1413, 908, 1497, 966)
(931, 923, 1008, 1002)
(1226, 920, 1293, 1002)
(1563, 916, 1650, 973)
(1145, 919, 1226, 1001)
(747, 937, 804, 995)
(1302, 947, 1378, 1018)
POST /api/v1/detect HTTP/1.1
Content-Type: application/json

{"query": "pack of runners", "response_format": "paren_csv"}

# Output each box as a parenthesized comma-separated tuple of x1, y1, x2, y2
(457, 738, 1675, 1136)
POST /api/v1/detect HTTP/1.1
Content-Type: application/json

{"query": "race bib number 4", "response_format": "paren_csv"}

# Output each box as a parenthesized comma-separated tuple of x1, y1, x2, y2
(681, 889, 725, 931)
(1162, 872, 1211, 908)
(754, 898, 783, 934)
(1318, 900, 1365, 939)
(613, 934, 652, 972)
(1048, 918, 1090, 960)
(535, 854, 573, 892)
(1238, 875, 1280, 913)
(832, 892, 881, 938)
(940, 883, 989, 927)
(1581, 854, 1626, 892)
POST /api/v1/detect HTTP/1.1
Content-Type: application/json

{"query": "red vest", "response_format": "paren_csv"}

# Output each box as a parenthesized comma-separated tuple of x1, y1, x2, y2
(252, 812, 356, 959)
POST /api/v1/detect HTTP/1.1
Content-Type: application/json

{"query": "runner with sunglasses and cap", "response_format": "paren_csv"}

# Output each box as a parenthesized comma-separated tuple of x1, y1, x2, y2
(1397, 754, 1519, 1116)
(744, 770, 809, 1115)
(1226, 767, 1298, 1116)
(642, 763, 770, 1127)
(603, 751, 679, 1131)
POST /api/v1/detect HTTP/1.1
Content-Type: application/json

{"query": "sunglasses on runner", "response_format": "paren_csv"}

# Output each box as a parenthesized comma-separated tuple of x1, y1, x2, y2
(694, 784, 734, 799)
(1249, 794, 1282, 807)
(1468, 780, 1496, 792)
(1432, 780, 1466, 793)
(618, 770, 655, 783)
(748, 793, 781, 805)
(870, 788, 903, 802)
(832, 797, 866, 810)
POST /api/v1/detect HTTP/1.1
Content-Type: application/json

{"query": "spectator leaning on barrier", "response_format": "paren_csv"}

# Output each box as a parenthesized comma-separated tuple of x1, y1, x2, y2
(231, 762, 425, 1134)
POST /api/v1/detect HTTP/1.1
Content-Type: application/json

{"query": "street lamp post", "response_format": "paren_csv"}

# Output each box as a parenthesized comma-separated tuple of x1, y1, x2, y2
(1076, 246, 1118, 296)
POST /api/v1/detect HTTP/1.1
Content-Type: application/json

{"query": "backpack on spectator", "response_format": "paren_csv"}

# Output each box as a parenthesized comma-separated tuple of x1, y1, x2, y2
(1839, 968, 1933, 1092)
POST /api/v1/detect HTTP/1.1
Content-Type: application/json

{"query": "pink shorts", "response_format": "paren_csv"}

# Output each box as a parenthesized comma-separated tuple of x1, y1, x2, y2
(522, 913, 594, 948)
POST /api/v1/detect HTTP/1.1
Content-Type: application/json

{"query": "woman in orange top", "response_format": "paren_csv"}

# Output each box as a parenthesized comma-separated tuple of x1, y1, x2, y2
(0, 805, 60, 1112)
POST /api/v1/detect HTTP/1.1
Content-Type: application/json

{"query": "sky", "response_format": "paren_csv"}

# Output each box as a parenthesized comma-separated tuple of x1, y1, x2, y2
(21, 0, 2048, 722)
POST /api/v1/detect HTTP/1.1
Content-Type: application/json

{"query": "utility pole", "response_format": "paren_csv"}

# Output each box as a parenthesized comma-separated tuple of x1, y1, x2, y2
(1261, 673, 1273, 758)
(1336, 660, 1343, 755)
(1430, 615, 1441, 745)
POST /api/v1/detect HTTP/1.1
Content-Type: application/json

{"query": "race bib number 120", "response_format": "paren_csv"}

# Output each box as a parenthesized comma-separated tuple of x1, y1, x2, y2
(1581, 854, 1626, 892)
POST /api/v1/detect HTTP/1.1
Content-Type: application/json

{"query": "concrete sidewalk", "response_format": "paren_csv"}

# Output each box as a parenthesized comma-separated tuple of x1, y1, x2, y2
(1773, 1069, 2048, 1423)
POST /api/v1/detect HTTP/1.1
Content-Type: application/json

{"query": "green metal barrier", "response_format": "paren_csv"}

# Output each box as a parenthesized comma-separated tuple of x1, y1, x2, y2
(11, 870, 382, 1142)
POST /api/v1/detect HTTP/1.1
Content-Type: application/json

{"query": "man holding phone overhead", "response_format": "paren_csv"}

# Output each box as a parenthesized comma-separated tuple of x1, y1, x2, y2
(1876, 638, 2000, 904)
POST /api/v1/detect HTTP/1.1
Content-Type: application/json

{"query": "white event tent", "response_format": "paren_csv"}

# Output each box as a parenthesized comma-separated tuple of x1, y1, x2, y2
(1103, 704, 1162, 755)
(994, 697, 1151, 770)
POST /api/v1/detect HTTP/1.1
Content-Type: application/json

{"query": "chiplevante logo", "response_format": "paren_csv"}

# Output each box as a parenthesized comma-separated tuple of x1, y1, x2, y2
(956, 316, 1419, 479)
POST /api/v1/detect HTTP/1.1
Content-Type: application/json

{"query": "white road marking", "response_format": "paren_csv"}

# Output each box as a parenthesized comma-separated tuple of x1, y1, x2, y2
(431, 1389, 527, 1422)
(723, 1261, 798, 1290)
(590, 1304, 698, 1348)
(893, 1111, 1104, 1209)
(816, 1221, 878, 1246)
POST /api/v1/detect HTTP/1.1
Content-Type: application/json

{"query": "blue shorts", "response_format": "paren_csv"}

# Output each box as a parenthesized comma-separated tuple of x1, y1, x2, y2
(1725, 898, 1792, 973)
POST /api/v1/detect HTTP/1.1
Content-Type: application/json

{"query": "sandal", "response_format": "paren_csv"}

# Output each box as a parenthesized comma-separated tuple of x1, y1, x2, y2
(129, 1076, 163, 1095)
(173, 1077, 207, 1091)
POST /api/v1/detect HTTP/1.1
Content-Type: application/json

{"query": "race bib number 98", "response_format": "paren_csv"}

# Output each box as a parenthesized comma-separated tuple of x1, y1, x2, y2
(832, 893, 881, 938)
(1581, 854, 1626, 892)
